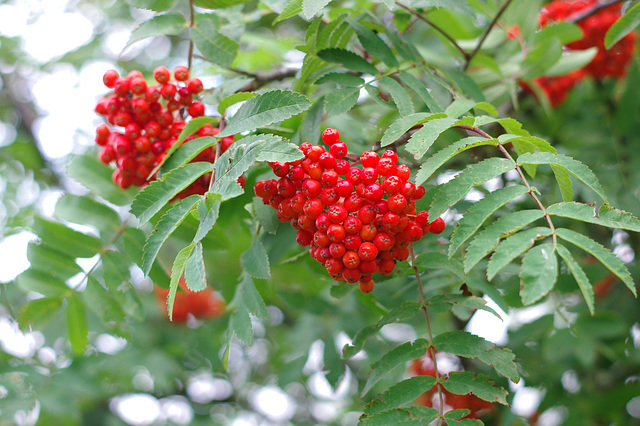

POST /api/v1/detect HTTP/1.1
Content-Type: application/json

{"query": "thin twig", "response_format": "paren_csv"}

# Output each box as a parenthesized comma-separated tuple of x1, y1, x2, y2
(237, 68, 299, 92)
(458, 125, 557, 246)
(188, 0, 195, 70)
(464, 0, 515, 71)
(410, 243, 445, 422)
(567, 0, 624, 23)
(396, 2, 469, 60)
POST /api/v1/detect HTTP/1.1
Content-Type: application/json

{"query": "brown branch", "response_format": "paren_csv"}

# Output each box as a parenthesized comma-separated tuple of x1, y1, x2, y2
(396, 2, 469, 60)
(237, 68, 299, 92)
(464, 0, 515, 71)
(566, 0, 624, 23)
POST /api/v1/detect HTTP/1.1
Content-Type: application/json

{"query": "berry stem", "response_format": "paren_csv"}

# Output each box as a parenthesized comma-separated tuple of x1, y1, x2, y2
(457, 124, 558, 248)
(567, 0, 624, 23)
(188, 0, 195, 70)
(395, 1, 469, 61)
(464, 0, 515, 71)
(410, 242, 445, 423)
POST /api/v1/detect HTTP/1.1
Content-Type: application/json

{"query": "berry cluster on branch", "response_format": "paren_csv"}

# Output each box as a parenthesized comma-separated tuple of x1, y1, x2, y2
(411, 350, 494, 420)
(526, 0, 637, 106)
(94, 66, 237, 196)
(254, 128, 445, 293)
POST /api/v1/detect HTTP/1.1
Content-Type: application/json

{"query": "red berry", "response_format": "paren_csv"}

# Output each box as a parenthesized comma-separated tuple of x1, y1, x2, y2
(322, 128, 340, 145)
(188, 101, 205, 117)
(103, 69, 119, 88)
(429, 217, 446, 234)
(174, 66, 190, 81)
(360, 151, 380, 168)
(154, 66, 171, 84)
(187, 78, 204, 94)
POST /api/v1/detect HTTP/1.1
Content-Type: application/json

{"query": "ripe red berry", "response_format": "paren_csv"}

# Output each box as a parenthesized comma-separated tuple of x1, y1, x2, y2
(188, 101, 205, 117)
(429, 217, 446, 234)
(187, 78, 204, 94)
(360, 151, 380, 168)
(103, 69, 119, 88)
(130, 77, 147, 95)
(359, 279, 375, 293)
(322, 127, 340, 145)
(154, 66, 171, 84)
(330, 142, 348, 159)
(174, 66, 189, 81)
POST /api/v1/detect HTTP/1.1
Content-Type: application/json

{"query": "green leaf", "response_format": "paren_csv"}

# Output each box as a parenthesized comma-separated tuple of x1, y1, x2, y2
(519, 243, 558, 305)
(275, 0, 303, 23)
(184, 242, 206, 291)
(17, 270, 69, 297)
(194, 0, 251, 8)
(349, 20, 398, 68)
(19, 297, 63, 331)
(229, 304, 253, 345)
(556, 244, 594, 314)
(315, 72, 365, 87)
(141, 195, 200, 276)
(387, 30, 420, 62)
(534, 21, 583, 45)
(193, 193, 223, 242)
(552, 165, 573, 202)
(219, 90, 311, 137)
(449, 185, 529, 257)
(131, 162, 211, 225)
(236, 272, 269, 319)
(324, 87, 360, 116)
(547, 202, 640, 232)
(380, 113, 433, 147)
(521, 38, 563, 80)
(167, 244, 195, 321)
(556, 228, 636, 297)
(426, 294, 501, 319)
(252, 197, 279, 234)
(364, 376, 438, 414)
(359, 407, 439, 426)
(429, 158, 516, 219)
(241, 236, 271, 279)
(546, 48, 598, 76)
(317, 48, 378, 75)
(123, 13, 187, 51)
(415, 252, 467, 283)
(27, 242, 82, 279)
(362, 339, 430, 396)
(463, 210, 545, 274)
(300, 97, 324, 145)
(218, 92, 257, 116)
(442, 371, 508, 405)
(379, 76, 414, 117)
(342, 302, 422, 359)
(444, 98, 477, 118)
(67, 154, 134, 206)
(54, 195, 121, 236)
(446, 67, 485, 102)
(405, 117, 458, 159)
(302, 0, 332, 20)
(161, 137, 217, 173)
(605, 2, 640, 49)
(192, 14, 238, 68)
(518, 152, 608, 203)
(124, 0, 178, 11)
(433, 331, 519, 382)
(487, 227, 553, 280)
(66, 292, 88, 355)
(414, 136, 497, 186)
(32, 217, 103, 259)
(399, 71, 443, 113)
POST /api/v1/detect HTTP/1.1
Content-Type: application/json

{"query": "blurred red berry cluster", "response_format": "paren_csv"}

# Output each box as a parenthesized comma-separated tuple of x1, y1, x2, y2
(411, 349, 495, 420)
(94, 66, 236, 196)
(253, 128, 446, 293)
(155, 275, 225, 323)
(524, 0, 636, 106)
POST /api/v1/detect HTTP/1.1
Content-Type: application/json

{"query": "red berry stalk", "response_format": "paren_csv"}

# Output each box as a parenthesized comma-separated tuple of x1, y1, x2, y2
(95, 66, 238, 197)
(253, 128, 446, 293)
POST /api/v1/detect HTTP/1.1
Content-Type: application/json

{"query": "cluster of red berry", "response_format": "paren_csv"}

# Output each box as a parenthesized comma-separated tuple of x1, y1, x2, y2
(253, 128, 445, 293)
(94, 66, 235, 195)
(155, 275, 225, 323)
(411, 350, 494, 420)
(527, 0, 637, 106)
